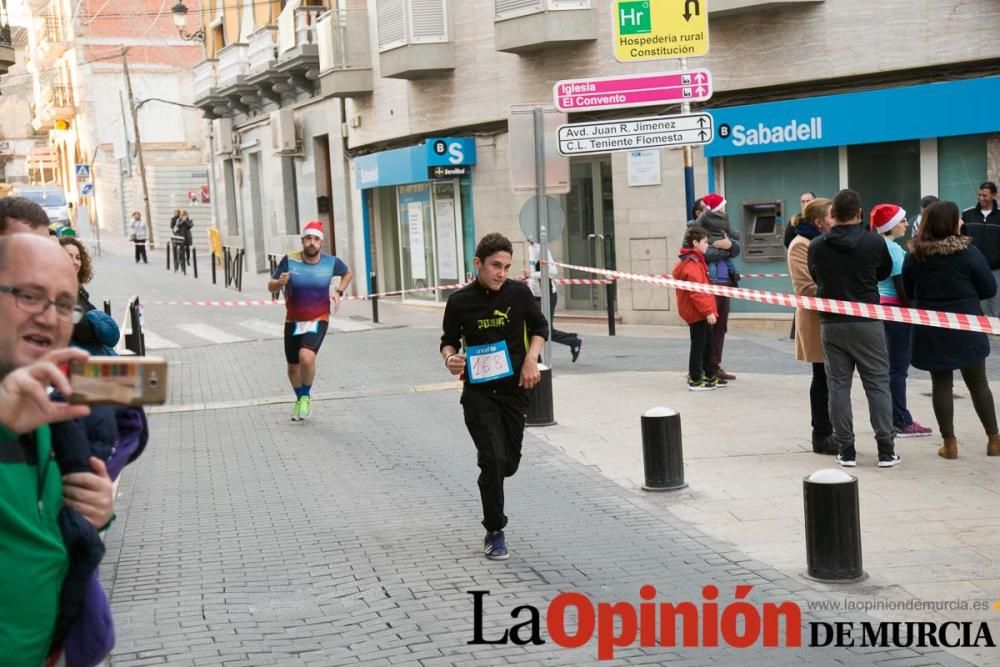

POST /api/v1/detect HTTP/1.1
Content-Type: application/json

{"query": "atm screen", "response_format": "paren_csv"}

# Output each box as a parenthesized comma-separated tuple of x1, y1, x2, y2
(753, 215, 776, 235)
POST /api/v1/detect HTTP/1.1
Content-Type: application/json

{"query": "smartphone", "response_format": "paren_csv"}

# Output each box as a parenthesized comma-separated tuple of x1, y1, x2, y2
(68, 356, 168, 406)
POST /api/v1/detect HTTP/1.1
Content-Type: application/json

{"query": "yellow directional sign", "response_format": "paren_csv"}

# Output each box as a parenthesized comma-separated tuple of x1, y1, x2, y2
(612, 0, 709, 62)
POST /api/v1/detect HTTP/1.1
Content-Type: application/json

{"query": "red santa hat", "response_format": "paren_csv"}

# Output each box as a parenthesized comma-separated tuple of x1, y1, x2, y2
(702, 193, 727, 212)
(302, 221, 324, 240)
(869, 204, 906, 234)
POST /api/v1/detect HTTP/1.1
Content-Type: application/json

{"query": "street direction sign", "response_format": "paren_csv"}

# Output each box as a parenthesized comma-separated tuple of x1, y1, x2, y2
(80, 182, 95, 197)
(553, 68, 712, 112)
(612, 0, 709, 62)
(557, 112, 713, 156)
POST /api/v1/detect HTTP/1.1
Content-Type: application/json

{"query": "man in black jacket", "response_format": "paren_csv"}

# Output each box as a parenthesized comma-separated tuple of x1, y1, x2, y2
(960, 181, 1000, 315)
(808, 189, 900, 468)
(440, 233, 548, 561)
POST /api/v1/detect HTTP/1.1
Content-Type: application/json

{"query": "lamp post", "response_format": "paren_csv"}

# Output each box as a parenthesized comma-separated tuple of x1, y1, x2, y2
(171, 1, 205, 41)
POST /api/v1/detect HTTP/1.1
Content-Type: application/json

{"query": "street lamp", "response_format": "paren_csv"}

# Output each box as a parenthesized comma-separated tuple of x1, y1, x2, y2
(171, 1, 205, 41)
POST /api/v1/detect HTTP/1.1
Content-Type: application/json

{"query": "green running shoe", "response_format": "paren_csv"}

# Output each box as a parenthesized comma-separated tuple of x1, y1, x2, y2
(299, 395, 312, 420)
(290, 398, 302, 421)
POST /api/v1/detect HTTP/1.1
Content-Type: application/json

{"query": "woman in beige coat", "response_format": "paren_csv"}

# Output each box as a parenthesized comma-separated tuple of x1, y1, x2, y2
(787, 197, 837, 454)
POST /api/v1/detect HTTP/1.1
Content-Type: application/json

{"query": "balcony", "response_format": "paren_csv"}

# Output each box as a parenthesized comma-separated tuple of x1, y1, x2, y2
(193, 58, 224, 117)
(494, 1, 596, 54)
(712, 0, 824, 15)
(274, 5, 321, 94)
(0, 23, 12, 76)
(376, 0, 453, 79)
(34, 15, 66, 65)
(47, 83, 74, 121)
(244, 26, 283, 106)
(217, 43, 249, 88)
(316, 8, 372, 97)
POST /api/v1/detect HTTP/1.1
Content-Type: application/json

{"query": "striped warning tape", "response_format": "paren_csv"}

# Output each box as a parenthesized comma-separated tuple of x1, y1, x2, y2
(552, 261, 1000, 335)
(150, 281, 470, 306)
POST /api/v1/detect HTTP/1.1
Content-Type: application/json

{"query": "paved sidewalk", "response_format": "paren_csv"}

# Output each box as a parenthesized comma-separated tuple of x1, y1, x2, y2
(84, 250, 998, 665)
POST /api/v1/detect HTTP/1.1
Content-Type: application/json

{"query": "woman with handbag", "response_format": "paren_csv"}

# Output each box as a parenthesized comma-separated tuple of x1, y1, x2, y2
(128, 211, 147, 264)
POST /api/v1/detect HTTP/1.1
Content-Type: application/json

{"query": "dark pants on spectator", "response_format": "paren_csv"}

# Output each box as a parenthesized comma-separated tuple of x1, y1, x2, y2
(461, 386, 530, 532)
(133, 242, 147, 264)
(810, 362, 832, 437)
(883, 320, 914, 428)
(929, 362, 998, 438)
(820, 320, 895, 459)
(534, 293, 580, 350)
(706, 295, 730, 375)
(688, 320, 713, 381)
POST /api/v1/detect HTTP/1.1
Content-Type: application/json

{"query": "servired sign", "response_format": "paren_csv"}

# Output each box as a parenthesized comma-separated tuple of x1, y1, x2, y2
(554, 69, 712, 113)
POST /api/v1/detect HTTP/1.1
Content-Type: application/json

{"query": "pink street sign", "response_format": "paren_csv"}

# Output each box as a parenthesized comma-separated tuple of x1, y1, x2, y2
(553, 69, 712, 112)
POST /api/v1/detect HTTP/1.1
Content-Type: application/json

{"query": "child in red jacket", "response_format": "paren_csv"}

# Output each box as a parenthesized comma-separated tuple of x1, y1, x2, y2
(672, 226, 721, 391)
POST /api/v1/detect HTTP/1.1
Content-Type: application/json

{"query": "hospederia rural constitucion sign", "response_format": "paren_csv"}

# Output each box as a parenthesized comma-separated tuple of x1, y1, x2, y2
(612, 0, 709, 62)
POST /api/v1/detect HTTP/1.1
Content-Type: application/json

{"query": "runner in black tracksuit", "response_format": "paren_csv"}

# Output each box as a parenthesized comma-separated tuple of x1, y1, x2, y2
(440, 233, 548, 561)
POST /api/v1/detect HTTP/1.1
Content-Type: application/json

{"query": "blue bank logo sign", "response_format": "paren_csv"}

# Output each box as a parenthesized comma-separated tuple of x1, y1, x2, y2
(719, 116, 822, 148)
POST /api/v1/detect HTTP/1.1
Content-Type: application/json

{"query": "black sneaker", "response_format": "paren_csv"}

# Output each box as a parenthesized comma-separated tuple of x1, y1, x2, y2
(484, 530, 509, 560)
(812, 434, 838, 455)
(877, 453, 902, 468)
(687, 377, 717, 392)
(835, 453, 857, 467)
(571, 340, 582, 363)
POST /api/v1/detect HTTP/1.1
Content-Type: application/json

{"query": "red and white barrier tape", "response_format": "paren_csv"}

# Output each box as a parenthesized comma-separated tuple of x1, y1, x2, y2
(740, 273, 789, 278)
(553, 261, 1000, 335)
(150, 280, 470, 307)
(551, 278, 614, 286)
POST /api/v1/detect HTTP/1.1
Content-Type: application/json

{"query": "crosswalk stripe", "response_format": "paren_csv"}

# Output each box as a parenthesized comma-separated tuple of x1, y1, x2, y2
(176, 323, 248, 344)
(141, 329, 181, 350)
(329, 317, 371, 333)
(236, 318, 285, 337)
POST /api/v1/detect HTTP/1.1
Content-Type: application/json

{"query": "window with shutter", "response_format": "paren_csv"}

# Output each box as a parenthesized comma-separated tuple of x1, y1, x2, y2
(495, 0, 543, 21)
(408, 0, 447, 43)
(376, 0, 406, 50)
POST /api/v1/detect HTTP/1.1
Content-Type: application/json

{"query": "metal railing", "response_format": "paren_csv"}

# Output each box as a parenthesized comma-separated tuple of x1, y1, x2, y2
(317, 8, 371, 71)
(223, 246, 244, 292)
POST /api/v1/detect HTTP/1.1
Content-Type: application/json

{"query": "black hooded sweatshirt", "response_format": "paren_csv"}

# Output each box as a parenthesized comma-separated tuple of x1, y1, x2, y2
(807, 222, 892, 323)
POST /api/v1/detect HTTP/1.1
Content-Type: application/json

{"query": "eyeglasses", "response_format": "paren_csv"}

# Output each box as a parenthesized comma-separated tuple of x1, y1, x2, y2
(0, 285, 83, 324)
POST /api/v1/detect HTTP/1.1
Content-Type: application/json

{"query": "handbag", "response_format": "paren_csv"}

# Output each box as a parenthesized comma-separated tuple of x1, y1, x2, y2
(729, 268, 741, 287)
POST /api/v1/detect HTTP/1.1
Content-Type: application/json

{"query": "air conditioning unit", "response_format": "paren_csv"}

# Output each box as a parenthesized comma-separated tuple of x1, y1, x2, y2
(270, 108, 299, 154)
(213, 118, 234, 155)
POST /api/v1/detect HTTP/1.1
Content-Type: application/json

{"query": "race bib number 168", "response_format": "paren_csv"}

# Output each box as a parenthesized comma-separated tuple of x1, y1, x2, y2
(466, 341, 514, 384)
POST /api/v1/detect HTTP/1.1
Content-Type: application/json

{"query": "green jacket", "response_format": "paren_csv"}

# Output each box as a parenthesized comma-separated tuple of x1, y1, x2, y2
(0, 423, 67, 667)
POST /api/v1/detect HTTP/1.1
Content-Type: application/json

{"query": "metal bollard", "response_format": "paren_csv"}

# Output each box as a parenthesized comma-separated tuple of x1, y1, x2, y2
(103, 300, 111, 316)
(606, 281, 616, 336)
(370, 272, 379, 324)
(641, 407, 687, 491)
(192, 248, 198, 279)
(166, 241, 171, 271)
(802, 469, 867, 583)
(211, 250, 217, 284)
(526, 364, 555, 427)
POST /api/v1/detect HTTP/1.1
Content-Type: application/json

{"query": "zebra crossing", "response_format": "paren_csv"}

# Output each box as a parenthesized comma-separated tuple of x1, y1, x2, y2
(140, 316, 377, 351)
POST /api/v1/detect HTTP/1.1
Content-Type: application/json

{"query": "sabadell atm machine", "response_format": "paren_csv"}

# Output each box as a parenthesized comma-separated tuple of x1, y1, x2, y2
(741, 200, 785, 262)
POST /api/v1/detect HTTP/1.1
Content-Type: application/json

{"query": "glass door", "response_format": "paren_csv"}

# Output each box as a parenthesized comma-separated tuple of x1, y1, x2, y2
(563, 158, 615, 311)
(431, 180, 464, 295)
(397, 183, 435, 301)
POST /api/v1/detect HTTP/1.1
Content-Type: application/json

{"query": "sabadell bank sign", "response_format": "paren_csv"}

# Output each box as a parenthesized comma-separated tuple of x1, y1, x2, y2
(704, 76, 1000, 158)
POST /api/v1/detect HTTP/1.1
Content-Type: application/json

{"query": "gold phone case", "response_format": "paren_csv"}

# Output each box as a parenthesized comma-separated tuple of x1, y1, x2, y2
(68, 356, 168, 406)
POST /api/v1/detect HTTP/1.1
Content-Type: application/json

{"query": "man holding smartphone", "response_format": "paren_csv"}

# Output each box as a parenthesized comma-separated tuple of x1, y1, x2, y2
(267, 221, 353, 421)
(0, 234, 114, 665)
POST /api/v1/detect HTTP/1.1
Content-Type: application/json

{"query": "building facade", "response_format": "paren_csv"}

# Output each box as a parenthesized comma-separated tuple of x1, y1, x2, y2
(6, 0, 208, 242)
(194, 0, 1000, 322)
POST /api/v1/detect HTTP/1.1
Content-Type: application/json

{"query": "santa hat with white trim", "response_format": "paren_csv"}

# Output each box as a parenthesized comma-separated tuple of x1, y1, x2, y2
(870, 204, 906, 234)
(302, 221, 324, 240)
(702, 193, 727, 212)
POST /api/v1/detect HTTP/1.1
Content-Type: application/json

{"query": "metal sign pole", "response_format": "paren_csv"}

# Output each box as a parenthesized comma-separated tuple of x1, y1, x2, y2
(533, 108, 552, 367)
(680, 57, 696, 220)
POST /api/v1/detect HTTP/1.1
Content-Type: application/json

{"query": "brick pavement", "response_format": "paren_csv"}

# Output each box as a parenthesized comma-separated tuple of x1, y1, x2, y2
(81, 238, 991, 665)
(102, 330, 977, 665)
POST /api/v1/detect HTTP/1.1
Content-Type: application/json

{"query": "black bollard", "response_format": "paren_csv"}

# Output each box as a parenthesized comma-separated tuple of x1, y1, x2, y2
(606, 281, 616, 336)
(370, 272, 379, 324)
(103, 300, 111, 316)
(166, 240, 171, 271)
(192, 248, 198, 279)
(641, 407, 687, 491)
(211, 250, 217, 284)
(526, 364, 555, 427)
(803, 469, 867, 583)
